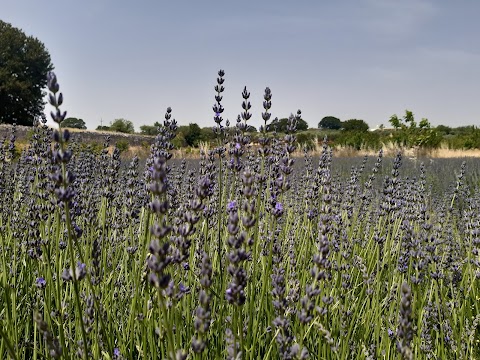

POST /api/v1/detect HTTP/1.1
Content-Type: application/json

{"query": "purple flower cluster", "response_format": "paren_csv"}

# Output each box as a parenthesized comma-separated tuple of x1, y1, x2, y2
(2, 70, 480, 360)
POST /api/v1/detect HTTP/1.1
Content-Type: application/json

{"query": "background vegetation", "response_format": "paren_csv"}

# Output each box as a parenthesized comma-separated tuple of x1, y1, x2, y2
(0, 20, 53, 126)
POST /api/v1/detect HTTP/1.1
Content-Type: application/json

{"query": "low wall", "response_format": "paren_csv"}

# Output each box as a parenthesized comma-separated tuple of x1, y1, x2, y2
(0, 124, 155, 148)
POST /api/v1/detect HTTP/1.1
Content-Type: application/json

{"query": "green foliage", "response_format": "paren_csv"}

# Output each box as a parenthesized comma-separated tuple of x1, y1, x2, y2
(445, 126, 480, 149)
(96, 125, 110, 131)
(435, 125, 452, 135)
(450, 125, 476, 136)
(62, 117, 87, 129)
(389, 110, 441, 148)
(115, 139, 130, 153)
(296, 118, 309, 131)
(337, 129, 381, 150)
(268, 117, 309, 132)
(139, 124, 158, 136)
(110, 118, 134, 134)
(173, 124, 217, 147)
(342, 119, 369, 132)
(176, 126, 189, 145)
(319, 116, 342, 130)
(296, 132, 316, 150)
(200, 127, 216, 142)
(417, 128, 442, 148)
(79, 141, 103, 154)
(184, 123, 202, 147)
(172, 131, 187, 148)
(0, 20, 54, 126)
(139, 121, 162, 136)
(389, 115, 401, 129)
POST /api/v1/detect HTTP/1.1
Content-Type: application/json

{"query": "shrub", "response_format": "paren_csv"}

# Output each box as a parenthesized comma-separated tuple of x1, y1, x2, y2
(110, 118, 134, 134)
(115, 139, 130, 153)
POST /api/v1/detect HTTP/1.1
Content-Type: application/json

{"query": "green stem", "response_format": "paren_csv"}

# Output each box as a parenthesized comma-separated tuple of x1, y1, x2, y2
(0, 326, 18, 360)
(217, 154, 224, 286)
(57, 128, 89, 360)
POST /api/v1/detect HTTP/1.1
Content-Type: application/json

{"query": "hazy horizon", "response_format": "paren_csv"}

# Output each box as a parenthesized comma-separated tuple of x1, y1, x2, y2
(2, 0, 480, 131)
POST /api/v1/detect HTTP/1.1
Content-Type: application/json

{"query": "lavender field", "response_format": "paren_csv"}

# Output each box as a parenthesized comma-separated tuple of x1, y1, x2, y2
(1, 71, 480, 360)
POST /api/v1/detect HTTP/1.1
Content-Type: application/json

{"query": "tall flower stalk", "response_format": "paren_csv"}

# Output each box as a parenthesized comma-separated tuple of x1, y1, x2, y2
(213, 69, 226, 287)
(47, 71, 90, 359)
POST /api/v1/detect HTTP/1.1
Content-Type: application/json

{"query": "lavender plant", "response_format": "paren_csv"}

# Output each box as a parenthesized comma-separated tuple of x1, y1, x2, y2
(1, 70, 480, 360)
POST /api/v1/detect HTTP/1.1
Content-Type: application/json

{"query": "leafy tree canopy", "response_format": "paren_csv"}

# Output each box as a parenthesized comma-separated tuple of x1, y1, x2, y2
(390, 110, 416, 130)
(342, 119, 369, 132)
(62, 117, 86, 129)
(172, 124, 219, 147)
(318, 116, 342, 130)
(268, 117, 308, 132)
(139, 124, 159, 136)
(184, 123, 202, 147)
(110, 118, 134, 134)
(451, 125, 476, 136)
(200, 126, 216, 141)
(0, 20, 54, 126)
(389, 110, 441, 148)
(436, 125, 452, 135)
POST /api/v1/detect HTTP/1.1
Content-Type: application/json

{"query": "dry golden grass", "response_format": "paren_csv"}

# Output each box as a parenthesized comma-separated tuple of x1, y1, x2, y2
(120, 143, 480, 160)
(303, 142, 480, 159)
(425, 148, 480, 158)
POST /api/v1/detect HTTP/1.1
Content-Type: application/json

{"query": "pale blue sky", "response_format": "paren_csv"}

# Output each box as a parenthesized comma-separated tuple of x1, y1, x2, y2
(2, 0, 480, 130)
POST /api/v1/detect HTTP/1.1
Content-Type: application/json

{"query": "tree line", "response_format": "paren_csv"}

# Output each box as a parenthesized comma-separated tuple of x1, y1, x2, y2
(90, 117, 308, 148)
(2, 20, 479, 151)
(11, 112, 480, 152)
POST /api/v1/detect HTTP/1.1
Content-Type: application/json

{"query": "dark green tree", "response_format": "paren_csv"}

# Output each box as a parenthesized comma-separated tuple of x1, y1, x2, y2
(110, 118, 134, 134)
(452, 125, 476, 136)
(96, 125, 110, 131)
(139, 121, 162, 135)
(0, 20, 54, 126)
(62, 117, 87, 129)
(268, 117, 308, 132)
(342, 119, 369, 132)
(435, 125, 452, 135)
(318, 116, 342, 130)
(200, 127, 216, 142)
(184, 123, 203, 147)
(139, 125, 158, 135)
